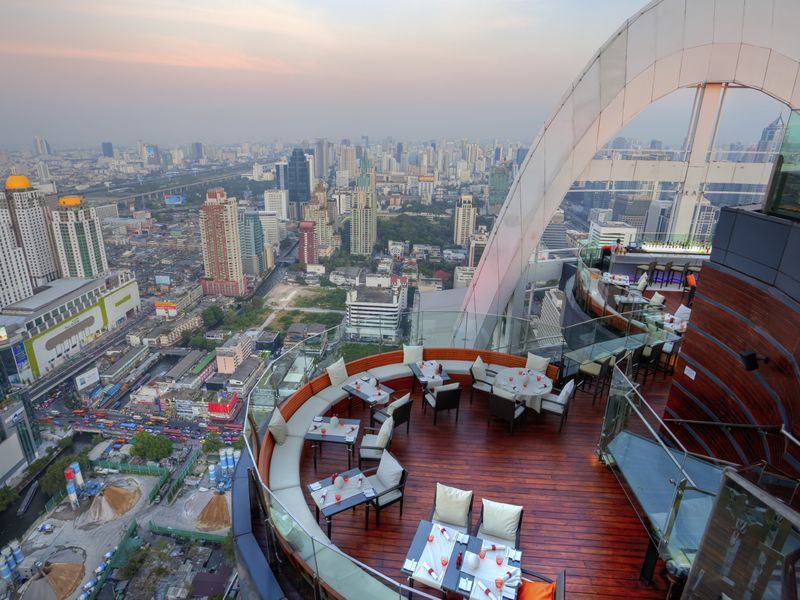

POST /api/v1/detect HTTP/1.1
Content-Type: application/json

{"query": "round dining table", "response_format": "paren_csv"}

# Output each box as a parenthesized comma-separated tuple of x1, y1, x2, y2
(494, 367, 553, 412)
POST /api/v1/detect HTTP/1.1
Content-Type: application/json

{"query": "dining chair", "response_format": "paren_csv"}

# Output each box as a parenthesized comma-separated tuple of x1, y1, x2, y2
(472, 498, 524, 549)
(540, 379, 576, 432)
(487, 388, 525, 434)
(358, 417, 394, 469)
(371, 394, 413, 434)
(423, 383, 462, 424)
(363, 451, 408, 529)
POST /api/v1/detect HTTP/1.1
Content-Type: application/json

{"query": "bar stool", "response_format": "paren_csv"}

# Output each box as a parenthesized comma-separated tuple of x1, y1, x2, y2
(669, 263, 689, 287)
(635, 260, 655, 283)
(652, 261, 673, 287)
(687, 262, 702, 276)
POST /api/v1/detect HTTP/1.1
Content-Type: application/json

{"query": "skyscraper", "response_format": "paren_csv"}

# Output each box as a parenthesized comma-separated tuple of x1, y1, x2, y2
(101, 142, 114, 158)
(489, 163, 511, 210)
(33, 136, 51, 156)
(190, 142, 204, 161)
(238, 209, 266, 275)
(199, 188, 246, 297)
(275, 161, 289, 190)
(453, 193, 477, 247)
(350, 156, 377, 256)
(3, 175, 58, 287)
(304, 183, 340, 254)
(298, 221, 317, 264)
(35, 162, 50, 182)
(755, 115, 785, 161)
(287, 148, 311, 218)
(49, 196, 108, 278)
(0, 193, 33, 309)
(314, 139, 330, 180)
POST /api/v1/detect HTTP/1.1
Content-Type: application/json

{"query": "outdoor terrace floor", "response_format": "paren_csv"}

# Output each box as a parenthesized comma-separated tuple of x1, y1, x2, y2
(299, 372, 673, 599)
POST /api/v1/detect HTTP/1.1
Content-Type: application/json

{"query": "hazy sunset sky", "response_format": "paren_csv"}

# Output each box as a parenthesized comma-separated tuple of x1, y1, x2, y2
(0, 0, 787, 149)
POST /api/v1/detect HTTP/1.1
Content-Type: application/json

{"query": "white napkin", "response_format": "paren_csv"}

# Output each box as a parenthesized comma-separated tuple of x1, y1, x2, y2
(482, 543, 506, 552)
(309, 482, 321, 491)
(403, 558, 418, 572)
(313, 416, 322, 422)
(345, 435, 355, 443)
(475, 580, 497, 600)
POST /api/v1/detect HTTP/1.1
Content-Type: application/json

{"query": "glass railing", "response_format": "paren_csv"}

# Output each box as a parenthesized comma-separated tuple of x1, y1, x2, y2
(597, 365, 725, 571)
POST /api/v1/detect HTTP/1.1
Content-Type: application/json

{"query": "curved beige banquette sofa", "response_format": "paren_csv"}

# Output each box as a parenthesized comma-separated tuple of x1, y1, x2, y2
(255, 348, 556, 599)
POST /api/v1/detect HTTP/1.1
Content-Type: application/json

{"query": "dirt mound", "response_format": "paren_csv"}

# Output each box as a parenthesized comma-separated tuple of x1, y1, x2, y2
(22, 562, 84, 600)
(86, 485, 140, 523)
(196, 493, 230, 531)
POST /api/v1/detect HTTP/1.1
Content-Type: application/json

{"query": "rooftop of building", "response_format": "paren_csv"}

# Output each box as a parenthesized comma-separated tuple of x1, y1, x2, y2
(348, 286, 397, 303)
(1, 277, 99, 316)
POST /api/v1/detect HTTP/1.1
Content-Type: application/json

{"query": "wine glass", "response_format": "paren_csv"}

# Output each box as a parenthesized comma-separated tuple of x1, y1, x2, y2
(495, 555, 504, 566)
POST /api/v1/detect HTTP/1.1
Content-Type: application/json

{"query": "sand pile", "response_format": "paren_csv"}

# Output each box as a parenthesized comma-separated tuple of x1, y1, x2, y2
(22, 562, 84, 600)
(196, 492, 231, 531)
(87, 485, 140, 523)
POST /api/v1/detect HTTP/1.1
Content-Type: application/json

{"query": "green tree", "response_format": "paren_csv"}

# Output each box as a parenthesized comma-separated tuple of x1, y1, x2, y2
(202, 433, 223, 454)
(202, 306, 225, 328)
(0, 486, 19, 513)
(131, 432, 173, 461)
(232, 437, 245, 451)
(40, 452, 90, 497)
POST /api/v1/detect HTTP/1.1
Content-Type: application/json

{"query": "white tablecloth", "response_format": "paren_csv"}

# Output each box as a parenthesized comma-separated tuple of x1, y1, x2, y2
(311, 474, 372, 509)
(351, 377, 390, 405)
(411, 522, 455, 589)
(308, 418, 359, 441)
(416, 360, 445, 388)
(462, 550, 521, 600)
(494, 367, 552, 412)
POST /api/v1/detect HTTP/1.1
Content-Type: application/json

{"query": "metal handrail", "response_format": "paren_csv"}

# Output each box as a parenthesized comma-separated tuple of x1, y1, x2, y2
(665, 418, 784, 432)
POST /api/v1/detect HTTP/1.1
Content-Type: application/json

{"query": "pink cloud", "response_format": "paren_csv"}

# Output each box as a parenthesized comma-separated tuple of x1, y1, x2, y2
(0, 40, 295, 73)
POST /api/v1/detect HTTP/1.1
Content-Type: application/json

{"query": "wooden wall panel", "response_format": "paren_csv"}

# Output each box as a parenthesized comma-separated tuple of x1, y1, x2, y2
(666, 264, 800, 474)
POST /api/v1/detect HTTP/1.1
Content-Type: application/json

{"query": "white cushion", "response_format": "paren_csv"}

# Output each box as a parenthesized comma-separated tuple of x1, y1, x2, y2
(424, 392, 437, 408)
(476, 524, 513, 549)
(360, 436, 384, 460)
(674, 304, 691, 321)
(376, 417, 394, 447)
(326, 358, 348, 386)
(557, 380, 575, 405)
(403, 344, 423, 364)
(637, 273, 648, 291)
(433, 483, 472, 528)
(481, 499, 522, 543)
(514, 404, 525, 418)
(650, 292, 665, 306)
(385, 393, 411, 416)
(526, 353, 549, 373)
(541, 399, 564, 414)
(473, 381, 493, 394)
(269, 436, 305, 490)
(268, 409, 288, 445)
(439, 360, 473, 375)
(493, 386, 516, 401)
(376, 452, 403, 488)
(314, 386, 349, 406)
(471, 356, 487, 380)
(368, 363, 413, 382)
(433, 382, 459, 395)
(286, 395, 330, 437)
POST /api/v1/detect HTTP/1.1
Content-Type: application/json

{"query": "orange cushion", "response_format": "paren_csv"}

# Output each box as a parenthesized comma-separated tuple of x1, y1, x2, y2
(519, 580, 556, 600)
(686, 274, 696, 287)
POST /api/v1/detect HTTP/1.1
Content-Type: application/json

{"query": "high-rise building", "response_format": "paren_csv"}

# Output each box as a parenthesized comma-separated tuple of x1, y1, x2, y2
(190, 142, 205, 161)
(257, 211, 282, 247)
(453, 194, 477, 247)
(350, 157, 377, 256)
(489, 163, 511, 209)
(3, 175, 58, 287)
(0, 196, 33, 309)
(468, 226, 489, 268)
(142, 144, 161, 167)
(35, 162, 50, 182)
(264, 190, 289, 220)
(612, 195, 651, 234)
(49, 196, 108, 278)
(588, 220, 637, 246)
(199, 188, 246, 297)
(689, 199, 720, 244)
(33, 136, 51, 156)
(314, 139, 330, 180)
(304, 183, 341, 254)
(338, 146, 357, 181)
(238, 209, 266, 275)
(298, 221, 317, 264)
(101, 142, 114, 158)
(755, 115, 785, 161)
(275, 161, 289, 190)
(288, 148, 311, 218)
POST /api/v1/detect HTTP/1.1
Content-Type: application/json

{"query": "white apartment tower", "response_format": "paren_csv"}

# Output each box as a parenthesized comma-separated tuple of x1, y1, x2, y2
(49, 196, 109, 278)
(453, 193, 477, 247)
(4, 175, 58, 287)
(0, 199, 33, 309)
(263, 190, 289, 220)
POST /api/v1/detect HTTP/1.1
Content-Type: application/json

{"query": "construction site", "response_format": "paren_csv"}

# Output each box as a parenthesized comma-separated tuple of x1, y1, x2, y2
(0, 443, 236, 599)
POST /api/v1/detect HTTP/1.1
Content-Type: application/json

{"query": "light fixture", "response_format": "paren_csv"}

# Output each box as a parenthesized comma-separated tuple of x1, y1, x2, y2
(739, 351, 769, 372)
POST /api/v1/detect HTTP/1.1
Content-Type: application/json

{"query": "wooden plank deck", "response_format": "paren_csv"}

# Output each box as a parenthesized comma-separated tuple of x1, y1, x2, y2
(298, 375, 672, 599)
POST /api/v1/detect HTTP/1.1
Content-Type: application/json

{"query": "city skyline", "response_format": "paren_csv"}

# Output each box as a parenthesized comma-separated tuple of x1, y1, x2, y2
(1, 0, 784, 149)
